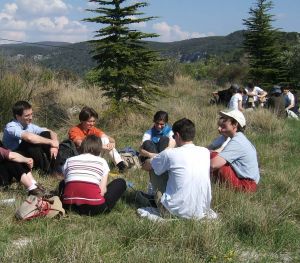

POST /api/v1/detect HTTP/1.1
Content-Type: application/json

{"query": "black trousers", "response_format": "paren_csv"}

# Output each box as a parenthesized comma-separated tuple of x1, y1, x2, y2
(141, 136, 169, 154)
(0, 161, 30, 186)
(17, 131, 53, 174)
(60, 178, 127, 216)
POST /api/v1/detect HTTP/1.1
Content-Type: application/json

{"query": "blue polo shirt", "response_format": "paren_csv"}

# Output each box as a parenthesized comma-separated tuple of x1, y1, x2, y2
(3, 120, 45, 150)
(219, 132, 260, 183)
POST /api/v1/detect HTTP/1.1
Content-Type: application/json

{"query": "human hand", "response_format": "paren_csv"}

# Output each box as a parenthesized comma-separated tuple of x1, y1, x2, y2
(50, 147, 58, 159)
(105, 142, 115, 151)
(26, 158, 34, 169)
(50, 140, 59, 149)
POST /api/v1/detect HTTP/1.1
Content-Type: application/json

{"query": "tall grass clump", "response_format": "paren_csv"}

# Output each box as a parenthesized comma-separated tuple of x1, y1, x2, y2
(0, 68, 300, 262)
(0, 73, 31, 128)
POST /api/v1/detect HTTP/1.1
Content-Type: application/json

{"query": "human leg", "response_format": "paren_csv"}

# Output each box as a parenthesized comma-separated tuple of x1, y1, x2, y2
(210, 152, 257, 192)
(65, 179, 126, 215)
(149, 170, 168, 194)
(103, 178, 127, 211)
(156, 136, 169, 153)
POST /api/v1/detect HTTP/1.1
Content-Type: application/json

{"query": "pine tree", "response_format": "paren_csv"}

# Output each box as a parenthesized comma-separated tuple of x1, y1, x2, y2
(243, 0, 284, 89)
(84, 0, 163, 111)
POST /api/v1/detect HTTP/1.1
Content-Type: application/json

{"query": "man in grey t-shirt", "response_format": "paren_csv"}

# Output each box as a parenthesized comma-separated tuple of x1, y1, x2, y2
(210, 110, 260, 192)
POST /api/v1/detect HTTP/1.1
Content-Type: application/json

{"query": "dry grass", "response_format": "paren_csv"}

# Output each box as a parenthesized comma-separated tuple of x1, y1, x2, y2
(0, 71, 299, 262)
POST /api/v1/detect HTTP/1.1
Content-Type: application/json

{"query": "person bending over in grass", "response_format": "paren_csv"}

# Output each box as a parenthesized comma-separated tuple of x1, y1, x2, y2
(0, 146, 47, 196)
(142, 118, 215, 219)
(139, 111, 176, 195)
(68, 106, 127, 173)
(2, 100, 59, 174)
(60, 135, 127, 216)
(210, 110, 260, 192)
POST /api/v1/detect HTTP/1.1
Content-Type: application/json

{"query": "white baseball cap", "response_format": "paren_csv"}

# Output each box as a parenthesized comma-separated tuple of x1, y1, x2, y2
(219, 110, 246, 128)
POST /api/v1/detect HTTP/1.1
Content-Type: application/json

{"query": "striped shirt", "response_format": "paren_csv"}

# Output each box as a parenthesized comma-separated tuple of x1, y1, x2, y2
(62, 153, 110, 205)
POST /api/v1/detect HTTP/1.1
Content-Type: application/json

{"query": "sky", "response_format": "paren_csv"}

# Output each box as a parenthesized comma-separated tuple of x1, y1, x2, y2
(0, 0, 299, 44)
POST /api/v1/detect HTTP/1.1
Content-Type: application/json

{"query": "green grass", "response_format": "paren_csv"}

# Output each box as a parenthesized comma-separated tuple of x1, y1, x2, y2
(0, 76, 300, 262)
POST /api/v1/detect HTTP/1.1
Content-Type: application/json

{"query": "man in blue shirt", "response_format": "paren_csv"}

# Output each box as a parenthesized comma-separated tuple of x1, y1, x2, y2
(3, 101, 59, 174)
(210, 110, 260, 192)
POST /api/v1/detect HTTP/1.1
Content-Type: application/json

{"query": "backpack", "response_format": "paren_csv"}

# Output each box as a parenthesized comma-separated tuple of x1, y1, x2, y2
(55, 139, 79, 169)
(120, 152, 141, 170)
(15, 195, 65, 220)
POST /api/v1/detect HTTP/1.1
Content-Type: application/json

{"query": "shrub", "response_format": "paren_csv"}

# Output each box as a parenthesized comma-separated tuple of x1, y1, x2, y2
(0, 73, 30, 128)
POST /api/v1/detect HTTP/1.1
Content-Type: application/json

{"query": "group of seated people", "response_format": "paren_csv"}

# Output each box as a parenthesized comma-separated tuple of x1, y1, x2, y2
(214, 83, 299, 119)
(0, 100, 260, 219)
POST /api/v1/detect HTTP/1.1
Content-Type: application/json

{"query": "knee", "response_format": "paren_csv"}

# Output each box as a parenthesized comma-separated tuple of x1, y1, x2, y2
(114, 178, 127, 191)
(39, 131, 51, 139)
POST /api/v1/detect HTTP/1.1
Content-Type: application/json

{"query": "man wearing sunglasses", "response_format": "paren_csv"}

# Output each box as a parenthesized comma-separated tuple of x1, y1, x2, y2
(142, 118, 215, 219)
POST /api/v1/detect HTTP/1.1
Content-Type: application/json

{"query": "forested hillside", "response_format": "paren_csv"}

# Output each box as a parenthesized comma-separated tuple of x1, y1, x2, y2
(0, 30, 299, 77)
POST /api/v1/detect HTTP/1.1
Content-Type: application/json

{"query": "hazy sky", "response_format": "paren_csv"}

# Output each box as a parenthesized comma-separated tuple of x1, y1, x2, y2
(0, 0, 299, 44)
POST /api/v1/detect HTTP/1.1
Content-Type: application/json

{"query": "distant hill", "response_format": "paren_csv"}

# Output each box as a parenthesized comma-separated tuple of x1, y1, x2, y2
(0, 30, 299, 77)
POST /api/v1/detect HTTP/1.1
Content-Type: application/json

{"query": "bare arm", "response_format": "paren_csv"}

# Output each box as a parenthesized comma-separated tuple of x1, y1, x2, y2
(139, 146, 158, 159)
(99, 174, 108, 196)
(142, 158, 153, 171)
(238, 100, 244, 111)
(21, 131, 59, 148)
(8, 151, 33, 169)
(210, 155, 227, 170)
(168, 138, 176, 148)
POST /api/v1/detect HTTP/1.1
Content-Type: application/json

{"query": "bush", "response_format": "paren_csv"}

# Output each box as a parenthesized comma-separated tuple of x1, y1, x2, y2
(0, 73, 30, 128)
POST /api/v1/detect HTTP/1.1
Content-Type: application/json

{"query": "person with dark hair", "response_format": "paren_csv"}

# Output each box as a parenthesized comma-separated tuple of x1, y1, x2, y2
(2, 100, 59, 174)
(60, 135, 127, 216)
(68, 106, 127, 173)
(0, 147, 47, 196)
(245, 83, 267, 108)
(267, 85, 286, 118)
(140, 111, 175, 161)
(282, 85, 299, 119)
(142, 118, 215, 219)
(139, 111, 175, 194)
(210, 110, 260, 192)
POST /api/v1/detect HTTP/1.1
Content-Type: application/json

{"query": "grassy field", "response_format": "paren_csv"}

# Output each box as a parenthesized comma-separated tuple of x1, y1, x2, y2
(0, 75, 300, 262)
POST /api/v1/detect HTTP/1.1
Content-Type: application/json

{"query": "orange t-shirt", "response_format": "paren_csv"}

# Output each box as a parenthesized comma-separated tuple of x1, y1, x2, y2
(68, 124, 106, 142)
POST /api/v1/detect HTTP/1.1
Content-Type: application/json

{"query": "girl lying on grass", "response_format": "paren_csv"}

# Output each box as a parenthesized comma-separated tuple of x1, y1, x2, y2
(60, 135, 126, 216)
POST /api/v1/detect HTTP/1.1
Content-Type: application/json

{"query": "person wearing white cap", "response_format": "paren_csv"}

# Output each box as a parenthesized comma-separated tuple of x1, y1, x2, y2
(210, 110, 260, 192)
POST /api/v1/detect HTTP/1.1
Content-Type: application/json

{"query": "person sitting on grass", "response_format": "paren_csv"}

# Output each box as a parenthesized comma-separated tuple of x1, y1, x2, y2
(60, 135, 127, 216)
(0, 146, 47, 197)
(207, 117, 231, 153)
(139, 111, 176, 195)
(68, 106, 127, 173)
(210, 110, 260, 192)
(228, 84, 244, 111)
(142, 118, 215, 219)
(2, 101, 59, 174)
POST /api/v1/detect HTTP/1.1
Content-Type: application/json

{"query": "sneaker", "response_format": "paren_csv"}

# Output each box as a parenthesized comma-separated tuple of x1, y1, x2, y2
(117, 161, 128, 173)
(28, 184, 53, 198)
(136, 191, 157, 207)
(28, 187, 45, 197)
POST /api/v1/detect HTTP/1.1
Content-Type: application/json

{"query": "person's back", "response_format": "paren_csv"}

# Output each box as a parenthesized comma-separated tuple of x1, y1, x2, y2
(160, 144, 211, 218)
(267, 95, 286, 118)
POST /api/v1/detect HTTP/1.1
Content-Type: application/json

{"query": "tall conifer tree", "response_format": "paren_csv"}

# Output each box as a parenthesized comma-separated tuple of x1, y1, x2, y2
(243, 0, 283, 89)
(84, 0, 163, 110)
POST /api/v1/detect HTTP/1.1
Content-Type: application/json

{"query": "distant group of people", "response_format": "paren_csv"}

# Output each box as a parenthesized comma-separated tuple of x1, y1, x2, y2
(213, 82, 299, 119)
(0, 100, 260, 220)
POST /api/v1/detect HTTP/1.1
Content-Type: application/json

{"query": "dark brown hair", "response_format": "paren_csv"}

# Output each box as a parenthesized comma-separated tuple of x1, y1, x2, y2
(79, 107, 98, 122)
(79, 135, 102, 156)
(13, 101, 32, 118)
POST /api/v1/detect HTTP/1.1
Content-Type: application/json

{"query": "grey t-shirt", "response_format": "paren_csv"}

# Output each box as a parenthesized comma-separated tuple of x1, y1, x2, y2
(219, 132, 260, 183)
